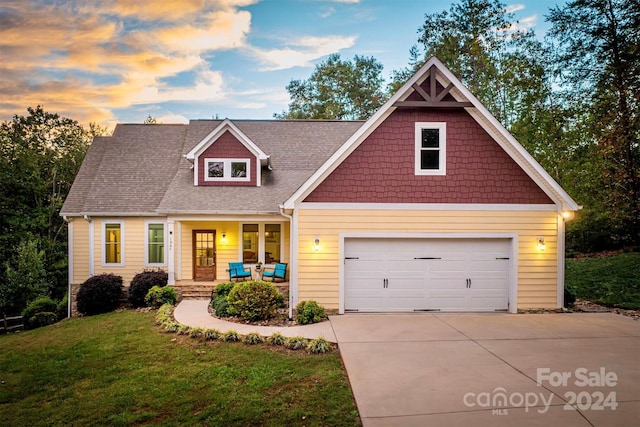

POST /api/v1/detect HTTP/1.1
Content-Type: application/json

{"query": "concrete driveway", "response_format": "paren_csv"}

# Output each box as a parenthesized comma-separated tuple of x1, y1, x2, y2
(329, 313, 640, 426)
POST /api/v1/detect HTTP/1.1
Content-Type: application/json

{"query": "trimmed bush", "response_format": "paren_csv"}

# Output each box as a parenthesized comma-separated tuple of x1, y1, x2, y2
(204, 329, 221, 341)
(227, 281, 282, 322)
(129, 270, 168, 307)
(164, 322, 180, 333)
(295, 300, 328, 325)
(76, 274, 124, 316)
(189, 327, 204, 339)
(222, 330, 241, 342)
(177, 325, 191, 335)
(28, 312, 58, 329)
(22, 296, 58, 329)
(211, 295, 232, 317)
(56, 294, 68, 319)
(145, 286, 177, 308)
(307, 337, 332, 354)
(213, 282, 236, 297)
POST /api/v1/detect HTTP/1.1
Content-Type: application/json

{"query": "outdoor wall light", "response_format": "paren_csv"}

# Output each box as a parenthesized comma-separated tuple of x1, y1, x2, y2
(313, 237, 321, 251)
(221, 232, 227, 244)
(561, 210, 575, 221)
(537, 236, 546, 251)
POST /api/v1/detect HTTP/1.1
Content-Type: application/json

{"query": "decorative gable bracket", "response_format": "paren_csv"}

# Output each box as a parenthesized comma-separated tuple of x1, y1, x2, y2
(394, 65, 473, 109)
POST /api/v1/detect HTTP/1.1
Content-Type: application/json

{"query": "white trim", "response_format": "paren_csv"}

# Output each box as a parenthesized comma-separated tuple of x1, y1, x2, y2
(88, 220, 94, 276)
(67, 220, 73, 318)
(338, 232, 518, 314)
(290, 209, 299, 312)
(145, 220, 167, 267)
(203, 158, 251, 182)
(168, 221, 175, 285)
(168, 214, 284, 222)
(298, 202, 558, 211)
(101, 220, 125, 267)
(176, 220, 182, 281)
(415, 122, 446, 176)
(283, 56, 580, 212)
(557, 212, 565, 308)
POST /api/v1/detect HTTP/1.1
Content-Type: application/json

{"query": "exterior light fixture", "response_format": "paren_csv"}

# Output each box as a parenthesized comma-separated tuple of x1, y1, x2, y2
(537, 236, 546, 251)
(221, 232, 227, 244)
(561, 210, 575, 221)
(314, 237, 321, 251)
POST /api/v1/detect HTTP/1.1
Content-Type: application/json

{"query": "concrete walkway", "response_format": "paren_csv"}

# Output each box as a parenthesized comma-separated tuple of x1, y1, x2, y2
(331, 313, 640, 426)
(174, 299, 336, 342)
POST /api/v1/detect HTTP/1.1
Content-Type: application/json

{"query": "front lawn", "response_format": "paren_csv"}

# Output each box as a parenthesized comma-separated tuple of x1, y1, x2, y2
(0, 310, 360, 426)
(565, 252, 640, 309)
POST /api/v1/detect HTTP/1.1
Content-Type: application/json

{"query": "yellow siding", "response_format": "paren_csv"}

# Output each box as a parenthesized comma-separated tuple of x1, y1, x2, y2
(297, 209, 559, 310)
(72, 219, 89, 282)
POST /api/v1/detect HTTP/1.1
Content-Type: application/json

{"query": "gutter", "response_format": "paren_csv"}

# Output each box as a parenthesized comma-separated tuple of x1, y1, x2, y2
(279, 205, 295, 320)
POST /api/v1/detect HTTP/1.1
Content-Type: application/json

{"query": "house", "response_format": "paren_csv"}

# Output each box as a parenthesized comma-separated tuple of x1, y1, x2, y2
(61, 56, 580, 315)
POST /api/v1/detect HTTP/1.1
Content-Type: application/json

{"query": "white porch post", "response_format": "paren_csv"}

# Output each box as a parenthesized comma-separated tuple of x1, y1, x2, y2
(168, 220, 175, 285)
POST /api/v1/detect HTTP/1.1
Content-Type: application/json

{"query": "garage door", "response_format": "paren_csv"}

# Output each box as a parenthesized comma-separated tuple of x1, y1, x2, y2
(344, 238, 511, 312)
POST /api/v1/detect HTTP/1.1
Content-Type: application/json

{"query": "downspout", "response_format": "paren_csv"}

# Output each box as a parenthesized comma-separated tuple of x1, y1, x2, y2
(279, 205, 296, 320)
(64, 216, 72, 318)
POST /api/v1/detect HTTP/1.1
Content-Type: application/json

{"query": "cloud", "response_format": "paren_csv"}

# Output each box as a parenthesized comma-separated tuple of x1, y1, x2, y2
(320, 7, 336, 18)
(249, 35, 357, 71)
(505, 3, 525, 14)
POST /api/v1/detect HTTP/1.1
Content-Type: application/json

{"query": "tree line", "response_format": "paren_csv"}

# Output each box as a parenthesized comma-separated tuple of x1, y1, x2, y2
(1, 0, 637, 315)
(277, 0, 639, 253)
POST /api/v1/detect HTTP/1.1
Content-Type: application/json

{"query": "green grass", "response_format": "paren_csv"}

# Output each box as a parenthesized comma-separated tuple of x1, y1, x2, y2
(565, 252, 640, 309)
(0, 310, 361, 427)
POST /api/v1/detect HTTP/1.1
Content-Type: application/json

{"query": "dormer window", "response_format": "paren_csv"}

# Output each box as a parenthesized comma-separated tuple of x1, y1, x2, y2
(415, 122, 446, 176)
(204, 158, 250, 182)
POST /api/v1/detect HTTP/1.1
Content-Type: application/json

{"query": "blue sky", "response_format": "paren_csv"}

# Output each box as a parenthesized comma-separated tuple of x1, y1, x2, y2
(0, 0, 567, 127)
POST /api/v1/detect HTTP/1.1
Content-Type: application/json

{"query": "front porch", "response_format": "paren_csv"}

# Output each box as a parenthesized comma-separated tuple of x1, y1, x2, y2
(173, 279, 290, 300)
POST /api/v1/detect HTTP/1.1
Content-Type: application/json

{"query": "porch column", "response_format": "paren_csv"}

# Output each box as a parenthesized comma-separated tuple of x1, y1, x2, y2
(168, 220, 175, 285)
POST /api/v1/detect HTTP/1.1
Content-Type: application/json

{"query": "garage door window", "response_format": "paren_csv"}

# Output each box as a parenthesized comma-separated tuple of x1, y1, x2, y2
(415, 122, 446, 176)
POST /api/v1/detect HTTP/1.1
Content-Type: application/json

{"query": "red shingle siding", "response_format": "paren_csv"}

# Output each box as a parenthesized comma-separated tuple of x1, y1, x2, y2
(197, 130, 257, 186)
(304, 109, 553, 204)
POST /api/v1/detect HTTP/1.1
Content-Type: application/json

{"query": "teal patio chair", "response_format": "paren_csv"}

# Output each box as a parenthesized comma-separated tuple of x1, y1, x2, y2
(262, 263, 287, 282)
(228, 262, 252, 281)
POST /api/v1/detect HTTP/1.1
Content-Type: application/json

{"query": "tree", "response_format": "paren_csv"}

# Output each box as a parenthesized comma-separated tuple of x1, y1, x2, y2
(0, 106, 99, 309)
(548, 0, 640, 245)
(1, 237, 49, 315)
(276, 54, 387, 120)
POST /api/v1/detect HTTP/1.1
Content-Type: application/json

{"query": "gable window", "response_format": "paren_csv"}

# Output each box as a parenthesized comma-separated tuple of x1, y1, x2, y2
(103, 221, 124, 266)
(146, 222, 165, 266)
(415, 122, 446, 176)
(205, 158, 250, 182)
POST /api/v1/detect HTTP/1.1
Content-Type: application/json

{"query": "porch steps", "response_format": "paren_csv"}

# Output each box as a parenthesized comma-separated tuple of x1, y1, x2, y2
(174, 283, 216, 299)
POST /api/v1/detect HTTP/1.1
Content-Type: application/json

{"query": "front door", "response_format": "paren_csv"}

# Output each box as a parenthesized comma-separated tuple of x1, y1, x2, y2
(193, 230, 216, 281)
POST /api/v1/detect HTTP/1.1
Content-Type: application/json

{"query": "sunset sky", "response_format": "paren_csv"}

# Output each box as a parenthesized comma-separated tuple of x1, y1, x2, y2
(0, 0, 566, 127)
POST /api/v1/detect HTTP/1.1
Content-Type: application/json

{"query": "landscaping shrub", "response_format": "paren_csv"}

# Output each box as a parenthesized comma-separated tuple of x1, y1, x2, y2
(285, 336, 307, 350)
(145, 286, 177, 308)
(22, 296, 58, 329)
(76, 274, 123, 316)
(267, 332, 286, 346)
(222, 330, 241, 342)
(204, 329, 221, 341)
(56, 294, 68, 319)
(295, 300, 328, 325)
(189, 327, 204, 339)
(27, 312, 58, 329)
(244, 332, 265, 345)
(164, 322, 180, 333)
(213, 282, 236, 297)
(210, 282, 237, 318)
(307, 337, 332, 354)
(177, 325, 191, 335)
(129, 270, 168, 307)
(227, 281, 282, 321)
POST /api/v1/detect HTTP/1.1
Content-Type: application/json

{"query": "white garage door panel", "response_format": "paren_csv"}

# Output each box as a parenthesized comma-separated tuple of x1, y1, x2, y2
(344, 238, 511, 312)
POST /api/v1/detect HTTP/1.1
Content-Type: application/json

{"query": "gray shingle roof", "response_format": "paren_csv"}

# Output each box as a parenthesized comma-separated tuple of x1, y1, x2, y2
(61, 120, 363, 216)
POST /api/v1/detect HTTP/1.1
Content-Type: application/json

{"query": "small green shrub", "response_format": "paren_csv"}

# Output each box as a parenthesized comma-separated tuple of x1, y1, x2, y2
(177, 325, 191, 335)
(213, 282, 236, 297)
(128, 270, 168, 307)
(56, 294, 68, 319)
(267, 332, 286, 346)
(76, 274, 124, 316)
(189, 327, 204, 339)
(28, 312, 58, 329)
(222, 330, 241, 342)
(244, 332, 265, 345)
(164, 322, 180, 333)
(307, 337, 332, 354)
(204, 329, 221, 341)
(22, 296, 58, 329)
(295, 300, 328, 325)
(227, 281, 282, 321)
(285, 336, 307, 350)
(211, 295, 232, 317)
(145, 286, 177, 308)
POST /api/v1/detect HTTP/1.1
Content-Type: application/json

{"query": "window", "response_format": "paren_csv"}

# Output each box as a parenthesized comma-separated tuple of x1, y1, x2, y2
(205, 158, 250, 182)
(241, 223, 283, 264)
(146, 223, 165, 266)
(103, 221, 124, 266)
(415, 122, 446, 175)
